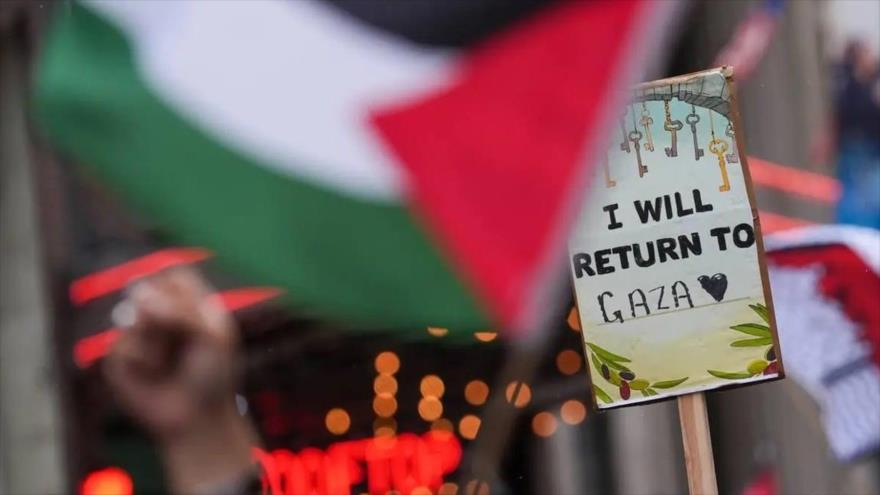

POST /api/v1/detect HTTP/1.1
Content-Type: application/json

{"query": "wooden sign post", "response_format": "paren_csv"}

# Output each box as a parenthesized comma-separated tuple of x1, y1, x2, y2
(568, 67, 784, 494)
(678, 393, 718, 495)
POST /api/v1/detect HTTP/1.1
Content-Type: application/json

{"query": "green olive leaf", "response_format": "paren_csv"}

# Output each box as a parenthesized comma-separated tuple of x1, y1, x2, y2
(729, 323, 771, 337)
(629, 379, 650, 390)
(646, 388, 658, 396)
(708, 370, 754, 379)
(608, 370, 622, 386)
(749, 303, 770, 324)
(730, 337, 773, 347)
(593, 385, 613, 404)
(590, 353, 604, 375)
(591, 354, 622, 386)
(601, 358, 632, 373)
(586, 343, 632, 363)
(651, 377, 688, 389)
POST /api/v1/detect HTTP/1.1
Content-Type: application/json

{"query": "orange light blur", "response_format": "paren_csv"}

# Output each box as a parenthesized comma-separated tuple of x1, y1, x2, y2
(458, 415, 481, 440)
(373, 374, 398, 395)
(555, 349, 583, 375)
(531, 412, 557, 437)
(464, 479, 490, 495)
(504, 381, 531, 408)
(375, 351, 400, 374)
(566, 306, 581, 331)
(464, 380, 490, 406)
(324, 408, 351, 435)
(560, 400, 587, 425)
(80, 467, 133, 495)
(427, 326, 449, 337)
(474, 331, 497, 342)
(418, 397, 444, 421)
(431, 418, 454, 434)
(439, 482, 459, 495)
(420, 375, 445, 398)
(373, 417, 397, 434)
(372, 394, 398, 417)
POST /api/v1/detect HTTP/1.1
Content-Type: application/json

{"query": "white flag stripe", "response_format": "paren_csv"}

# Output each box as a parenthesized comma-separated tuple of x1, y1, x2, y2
(84, 0, 456, 202)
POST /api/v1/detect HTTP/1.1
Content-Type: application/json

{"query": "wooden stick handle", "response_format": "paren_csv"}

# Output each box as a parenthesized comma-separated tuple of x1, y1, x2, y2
(677, 393, 719, 495)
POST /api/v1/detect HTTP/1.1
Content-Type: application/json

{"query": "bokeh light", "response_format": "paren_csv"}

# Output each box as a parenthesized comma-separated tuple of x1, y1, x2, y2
(474, 331, 497, 342)
(373, 374, 398, 395)
(431, 418, 454, 434)
(464, 380, 490, 406)
(324, 408, 351, 435)
(567, 306, 581, 331)
(427, 326, 449, 337)
(420, 375, 445, 398)
(80, 467, 133, 495)
(418, 396, 443, 421)
(458, 414, 481, 440)
(373, 417, 397, 437)
(374, 351, 400, 374)
(555, 349, 583, 375)
(439, 482, 459, 495)
(504, 381, 532, 408)
(465, 479, 490, 495)
(412, 487, 432, 495)
(531, 412, 557, 437)
(560, 400, 587, 425)
(372, 393, 397, 417)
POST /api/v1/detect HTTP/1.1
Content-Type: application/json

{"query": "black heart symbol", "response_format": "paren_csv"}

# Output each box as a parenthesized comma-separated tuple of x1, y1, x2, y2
(698, 273, 728, 302)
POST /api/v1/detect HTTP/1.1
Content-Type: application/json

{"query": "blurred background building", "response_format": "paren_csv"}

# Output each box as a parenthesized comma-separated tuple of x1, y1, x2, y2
(2, 1, 878, 494)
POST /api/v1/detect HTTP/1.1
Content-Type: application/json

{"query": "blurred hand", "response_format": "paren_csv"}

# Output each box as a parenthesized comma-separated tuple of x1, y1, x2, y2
(105, 268, 257, 493)
(105, 267, 239, 438)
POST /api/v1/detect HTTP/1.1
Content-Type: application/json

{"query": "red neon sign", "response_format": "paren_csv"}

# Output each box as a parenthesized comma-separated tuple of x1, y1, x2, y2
(80, 467, 133, 495)
(254, 431, 462, 495)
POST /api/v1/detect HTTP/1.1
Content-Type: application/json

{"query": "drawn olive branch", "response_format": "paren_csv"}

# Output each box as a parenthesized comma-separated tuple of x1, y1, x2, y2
(587, 342, 688, 403)
(707, 303, 779, 379)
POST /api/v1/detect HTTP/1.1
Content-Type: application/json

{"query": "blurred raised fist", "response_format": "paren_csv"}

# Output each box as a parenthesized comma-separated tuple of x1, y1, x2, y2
(105, 267, 240, 439)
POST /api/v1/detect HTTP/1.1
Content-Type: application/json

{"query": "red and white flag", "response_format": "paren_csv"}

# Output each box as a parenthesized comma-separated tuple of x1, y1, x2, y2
(766, 225, 880, 460)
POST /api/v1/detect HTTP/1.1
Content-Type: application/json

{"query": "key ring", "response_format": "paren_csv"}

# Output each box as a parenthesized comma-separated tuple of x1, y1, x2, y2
(709, 138, 728, 154)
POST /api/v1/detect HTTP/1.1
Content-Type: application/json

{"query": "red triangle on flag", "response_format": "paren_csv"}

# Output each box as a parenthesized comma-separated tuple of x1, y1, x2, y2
(371, 0, 657, 333)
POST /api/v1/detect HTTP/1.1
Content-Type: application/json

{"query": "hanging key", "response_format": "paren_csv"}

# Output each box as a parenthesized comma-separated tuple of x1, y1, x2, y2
(618, 113, 631, 153)
(639, 102, 655, 152)
(686, 106, 704, 161)
(724, 122, 739, 163)
(603, 152, 616, 188)
(629, 129, 648, 177)
(663, 99, 683, 157)
(709, 138, 731, 192)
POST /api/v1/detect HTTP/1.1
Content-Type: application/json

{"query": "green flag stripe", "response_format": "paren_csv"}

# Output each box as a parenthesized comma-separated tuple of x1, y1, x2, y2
(34, 3, 488, 332)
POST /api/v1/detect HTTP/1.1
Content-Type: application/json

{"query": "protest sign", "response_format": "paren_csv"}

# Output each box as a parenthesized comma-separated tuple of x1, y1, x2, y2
(570, 68, 784, 410)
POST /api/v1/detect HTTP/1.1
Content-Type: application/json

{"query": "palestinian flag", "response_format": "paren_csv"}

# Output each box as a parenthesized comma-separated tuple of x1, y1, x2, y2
(34, 0, 667, 335)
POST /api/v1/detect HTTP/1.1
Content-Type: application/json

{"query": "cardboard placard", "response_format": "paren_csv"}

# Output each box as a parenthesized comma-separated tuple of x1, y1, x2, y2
(570, 68, 784, 409)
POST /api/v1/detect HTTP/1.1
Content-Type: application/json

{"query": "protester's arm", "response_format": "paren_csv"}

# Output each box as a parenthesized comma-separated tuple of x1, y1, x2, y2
(104, 269, 260, 494)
